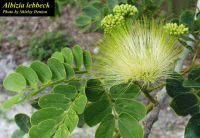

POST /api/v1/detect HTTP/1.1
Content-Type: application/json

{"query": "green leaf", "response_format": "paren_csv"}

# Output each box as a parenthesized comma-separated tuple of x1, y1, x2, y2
(68, 80, 82, 90)
(95, 114, 115, 138)
(11, 129, 26, 138)
(170, 93, 199, 116)
(15, 113, 31, 133)
(39, 94, 70, 110)
(3, 73, 26, 92)
(63, 64, 75, 80)
(180, 10, 194, 29)
(75, 15, 92, 27)
(83, 50, 92, 71)
(61, 47, 74, 65)
(72, 94, 87, 114)
(54, 125, 70, 138)
(16, 66, 39, 87)
(47, 58, 66, 80)
(51, 52, 64, 63)
(53, 84, 77, 99)
(115, 99, 146, 121)
(65, 109, 79, 132)
(82, 6, 101, 19)
(183, 80, 200, 88)
(29, 119, 58, 138)
(185, 113, 200, 138)
(84, 97, 112, 126)
(72, 45, 83, 70)
(107, 0, 118, 11)
(118, 113, 144, 138)
(2, 92, 23, 109)
(31, 107, 64, 125)
(166, 72, 190, 97)
(188, 67, 200, 82)
(31, 61, 52, 83)
(85, 79, 105, 102)
(110, 83, 140, 99)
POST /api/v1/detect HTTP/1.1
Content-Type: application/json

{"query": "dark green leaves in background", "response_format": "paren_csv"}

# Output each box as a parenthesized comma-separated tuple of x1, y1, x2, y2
(166, 66, 200, 138)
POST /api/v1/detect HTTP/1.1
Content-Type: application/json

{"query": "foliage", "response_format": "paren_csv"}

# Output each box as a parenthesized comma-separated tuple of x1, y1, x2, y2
(27, 31, 73, 60)
(3, 45, 92, 137)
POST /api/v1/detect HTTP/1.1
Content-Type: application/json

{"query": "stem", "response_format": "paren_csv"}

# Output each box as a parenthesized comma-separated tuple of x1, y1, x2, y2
(142, 89, 158, 105)
(18, 77, 84, 103)
(191, 41, 200, 66)
(147, 83, 165, 92)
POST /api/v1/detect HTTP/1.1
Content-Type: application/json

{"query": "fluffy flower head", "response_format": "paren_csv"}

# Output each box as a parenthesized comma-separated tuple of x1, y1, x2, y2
(164, 23, 189, 36)
(95, 20, 183, 87)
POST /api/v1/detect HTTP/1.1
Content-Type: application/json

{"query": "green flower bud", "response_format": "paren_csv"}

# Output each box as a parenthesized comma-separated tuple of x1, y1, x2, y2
(113, 4, 138, 17)
(164, 23, 189, 36)
(101, 14, 125, 33)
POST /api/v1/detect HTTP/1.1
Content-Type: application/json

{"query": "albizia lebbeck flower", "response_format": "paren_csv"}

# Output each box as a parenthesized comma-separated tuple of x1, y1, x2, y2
(94, 20, 183, 87)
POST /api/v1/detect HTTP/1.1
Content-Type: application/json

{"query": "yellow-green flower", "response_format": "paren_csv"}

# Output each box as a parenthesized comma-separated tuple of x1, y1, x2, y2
(95, 20, 183, 87)
(113, 4, 138, 17)
(164, 23, 189, 36)
(101, 14, 125, 33)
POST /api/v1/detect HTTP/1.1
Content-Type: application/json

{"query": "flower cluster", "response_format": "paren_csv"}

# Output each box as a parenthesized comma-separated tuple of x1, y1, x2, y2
(101, 14, 124, 33)
(113, 4, 138, 16)
(101, 4, 138, 33)
(164, 23, 189, 36)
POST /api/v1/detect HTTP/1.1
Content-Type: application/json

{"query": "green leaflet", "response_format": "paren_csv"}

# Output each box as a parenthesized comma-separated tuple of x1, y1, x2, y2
(83, 6, 101, 19)
(84, 97, 112, 126)
(118, 113, 144, 138)
(16, 66, 39, 87)
(85, 79, 105, 102)
(75, 15, 92, 27)
(64, 64, 75, 80)
(53, 84, 77, 99)
(110, 82, 140, 99)
(3, 73, 26, 92)
(47, 58, 66, 80)
(15, 113, 31, 133)
(39, 93, 71, 110)
(185, 113, 200, 138)
(83, 50, 92, 71)
(31, 61, 52, 83)
(72, 45, 83, 70)
(29, 119, 58, 138)
(166, 72, 190, 97)
(51, 52, 64, 63)
(31, 107, 64, 125)
(95, 114, 115, 138)
(72, 93, 87, 114)
(61, 47, 74, 65)
(170, 93, 199, 116)
(115, 98, 146, 121)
